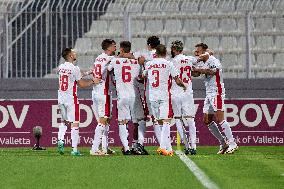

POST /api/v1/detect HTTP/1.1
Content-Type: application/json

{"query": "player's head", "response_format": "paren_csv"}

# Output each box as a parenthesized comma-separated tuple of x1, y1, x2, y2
(171, 40, 183, 58)
(120, 41, 131, 54)
(62, 48, 77, 63)
(155, 44, 167, 58)
(102, 39, 116, 55)
(147, 36, 160, 50)
(195, 43, 208, 56)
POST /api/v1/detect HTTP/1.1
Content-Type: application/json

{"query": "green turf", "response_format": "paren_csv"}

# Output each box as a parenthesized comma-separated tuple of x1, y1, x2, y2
(0, 146, 283, 189)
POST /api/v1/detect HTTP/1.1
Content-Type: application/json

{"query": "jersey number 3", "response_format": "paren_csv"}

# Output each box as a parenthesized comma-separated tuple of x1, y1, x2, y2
(60, 75, 68, 91)
(151, 70, 159, 87)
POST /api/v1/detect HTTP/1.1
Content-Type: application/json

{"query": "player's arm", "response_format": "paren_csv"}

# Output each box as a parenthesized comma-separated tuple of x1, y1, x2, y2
(192, 66, 216, 76)
(77, 77, 100, 88)
(173, 76, 186, 91)
(138, 56, 145, 65)
(81, 69, 93, 77)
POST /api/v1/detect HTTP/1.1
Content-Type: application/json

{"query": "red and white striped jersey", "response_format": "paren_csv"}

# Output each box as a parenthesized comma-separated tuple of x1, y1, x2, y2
(92, 53, 114, 95)
(144, 58, 179, 101)
(58, 62, 81, 104)
(108, 58, 141, 98)
(171, 54, 197, 95)
(203, 56, 225, 96)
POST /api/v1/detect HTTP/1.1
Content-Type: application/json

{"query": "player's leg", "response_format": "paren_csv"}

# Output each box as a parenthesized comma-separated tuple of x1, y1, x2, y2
(57, 104, 68, 154)
(118, 97, 131, 155)
(204, 97, 228, 154)
(182, 93, 197, 155)
(133, 94, 148, 154)
(67, 103, 82, 156)
(172, 95, 191, 153)
(90, 94, 109, 156)
(150, 100, 162, 147)
(159, 100, 173, 156)
(214, 95, 238, 153)
(101, 95, 114, 155)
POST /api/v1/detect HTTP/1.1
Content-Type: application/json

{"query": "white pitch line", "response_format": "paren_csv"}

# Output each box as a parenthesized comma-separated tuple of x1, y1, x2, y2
(175, 150, 220, 189)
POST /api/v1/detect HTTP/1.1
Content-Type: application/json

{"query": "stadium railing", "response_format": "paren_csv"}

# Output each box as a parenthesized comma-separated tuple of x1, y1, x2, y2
(0, 0, 283, 79)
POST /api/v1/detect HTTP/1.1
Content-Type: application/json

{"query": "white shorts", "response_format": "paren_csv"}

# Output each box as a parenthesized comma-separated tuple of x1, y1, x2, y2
(150, 99, 173, 120)
(203, 94, 225, 114)
(117, 97, 136, 121)
(172, 93, 195, 118)
(58, 103, 80, 123)
(92, 92, 112, 120)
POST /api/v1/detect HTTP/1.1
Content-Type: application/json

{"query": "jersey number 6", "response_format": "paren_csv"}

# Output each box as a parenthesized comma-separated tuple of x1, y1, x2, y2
(122, 66, 131, 83)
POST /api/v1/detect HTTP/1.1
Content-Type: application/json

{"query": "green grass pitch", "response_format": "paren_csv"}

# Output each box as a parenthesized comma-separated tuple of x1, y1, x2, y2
(0, 146, 283, 189)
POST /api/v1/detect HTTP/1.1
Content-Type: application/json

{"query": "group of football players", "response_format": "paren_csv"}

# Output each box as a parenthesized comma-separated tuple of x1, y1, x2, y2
(57, 36, 238, 156)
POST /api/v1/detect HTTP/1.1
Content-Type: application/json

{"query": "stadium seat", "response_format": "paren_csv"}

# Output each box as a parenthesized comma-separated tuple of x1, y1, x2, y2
(255, 18, 274, 31)
(180, 0, 199, 13)
(275, 18, 284, 31)
(237, 36, 246, 50)
(255, 36, 273, 49)
(199, 0, 218, 13)
(164, 19, 182, 34)
(256, 53, 273, 67)
(143, 2, 161, 15)
(90, 38, 105, 52)
(74, 38, 93, 54)
(274, 53, 284, 66)
(220, 18, 237, 31)
(273, 0, 284, 11)
(126, 2, 143, 13)
(239, 53, 255, 68)
(236, 0, 254, 11)
(200, 19, 219, 31)
(220, 53, 238, 68)
(254, 0, 272, 11)
(101, 3, 124, 18)
(86, 20, 108, 36)
(220, 36, 238, 50)
(131, 20, 145, 35)
(77, 55, 95, 70)
(161, 2, 179, 12)
(275, 36, 284, 49)
(184, 37, 202, 51)
(108, 20, 124, 35)
(131, 38, 146, 52)
(217, 0, 236, 12)
(146, 19, 163, 34)
(183, 19, 200, 32)
(203, 37, 220, 50)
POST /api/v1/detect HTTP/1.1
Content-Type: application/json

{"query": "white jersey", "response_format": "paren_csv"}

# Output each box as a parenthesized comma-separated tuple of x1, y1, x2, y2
(92, 53, 114, 95)
(58, 62, 81, 104)
(134, 49, 157, 62)
(171, 54, 197, 95)
(203, 56, 225, 96)
(108, 58, 141, 98)
(144, 58, 179, 101)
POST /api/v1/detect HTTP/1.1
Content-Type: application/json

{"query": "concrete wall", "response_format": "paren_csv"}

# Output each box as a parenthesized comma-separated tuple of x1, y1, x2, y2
(1, 78, 283, 100)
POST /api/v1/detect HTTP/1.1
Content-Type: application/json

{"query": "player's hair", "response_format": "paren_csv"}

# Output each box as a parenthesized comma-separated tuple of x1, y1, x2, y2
(120, 41, 131, 53)
(101, 39, 116, 50)
(171, 40, 183, 52)
(156, 44, 167, 56)
(62, 47, 73, 60)
(147, 36, 160, 49)
(195, 43, 208, 50)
